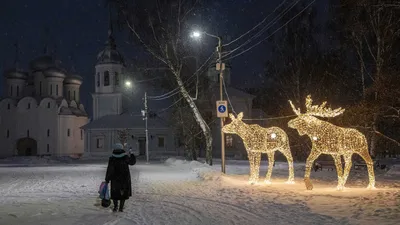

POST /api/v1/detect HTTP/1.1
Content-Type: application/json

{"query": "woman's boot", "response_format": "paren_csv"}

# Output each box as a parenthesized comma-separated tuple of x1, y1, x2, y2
(119, 200, 125, 212)
(112, 200, 118, 212)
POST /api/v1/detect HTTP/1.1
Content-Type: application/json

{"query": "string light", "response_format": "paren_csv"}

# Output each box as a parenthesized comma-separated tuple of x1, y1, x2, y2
(222, 112, 295, 184)
(288, 95, 376, 190)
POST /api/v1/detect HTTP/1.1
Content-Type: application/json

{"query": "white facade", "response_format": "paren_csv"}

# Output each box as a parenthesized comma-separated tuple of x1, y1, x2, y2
(0, 57, 88, 158)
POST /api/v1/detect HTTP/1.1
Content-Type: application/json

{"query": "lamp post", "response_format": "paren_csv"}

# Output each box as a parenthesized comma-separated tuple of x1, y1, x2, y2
(191, 30, 226, 173)
(125, 80, 149, 163)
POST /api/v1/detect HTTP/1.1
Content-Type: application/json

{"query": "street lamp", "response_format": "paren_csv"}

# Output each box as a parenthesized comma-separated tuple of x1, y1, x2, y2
(190, 29, 226, 174)
(125, 81, 132, 87)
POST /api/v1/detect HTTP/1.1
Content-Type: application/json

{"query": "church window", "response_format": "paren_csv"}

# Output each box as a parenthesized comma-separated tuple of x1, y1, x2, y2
(10, 86, 13, 96)
(226, 135, 233, 147)
(68, 90, 71, 100)
(56, 85, 59, 96)
(97, 73, 100, 87)
(6, 129, 9, 138)
(115, 72, 119, 86)
(80, 129, 83, 140)
(96, 138, 104, 148)
(73, 91, 76, 101)
(39, 82, 42, 95)
(27, 103, 30, 109)
(158, 136, 165, 148)
(16, 86, 19, 97)
(50, 85, 53, 95)
(47, 102, 51, 108)
(104, 71, 110, 86)
(67, 129, 70, 137)
(7, 103, 10, 109)
(47, 144, 50, 153)
(47, 129, 50, 137)
(27, 130, 30, 137)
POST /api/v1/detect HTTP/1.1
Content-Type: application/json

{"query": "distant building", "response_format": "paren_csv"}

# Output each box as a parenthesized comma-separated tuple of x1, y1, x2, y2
(0, 54, 88, 158)
(81, 28, 176, 159)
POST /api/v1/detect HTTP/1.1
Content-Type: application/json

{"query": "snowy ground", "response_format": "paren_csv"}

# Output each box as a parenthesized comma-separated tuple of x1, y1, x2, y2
(0, 157, 399, 225)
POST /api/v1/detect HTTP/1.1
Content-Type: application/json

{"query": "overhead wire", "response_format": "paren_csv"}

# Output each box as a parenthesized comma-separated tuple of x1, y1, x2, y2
(222, 0, 288, 47)
(222, 0, 302, 58)
(223, 0, 316, 61)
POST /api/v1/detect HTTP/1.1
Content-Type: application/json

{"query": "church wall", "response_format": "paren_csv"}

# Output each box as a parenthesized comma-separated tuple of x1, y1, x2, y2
(57, 115, 88, 156)
(37, 98, 58, 155)
(92, 93, 122, 120)
(0, 99, 17, 157)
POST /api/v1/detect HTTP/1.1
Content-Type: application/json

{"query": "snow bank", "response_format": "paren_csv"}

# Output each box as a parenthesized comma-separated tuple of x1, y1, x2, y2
(164, 158, 222, 181)
(386, 164, 400, 176)
(0, 156, 60, 165)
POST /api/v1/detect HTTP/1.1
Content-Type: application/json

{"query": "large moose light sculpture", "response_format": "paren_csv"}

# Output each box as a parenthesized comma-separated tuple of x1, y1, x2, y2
(222, 112, 294, 184)
(288, 95, 375, 190)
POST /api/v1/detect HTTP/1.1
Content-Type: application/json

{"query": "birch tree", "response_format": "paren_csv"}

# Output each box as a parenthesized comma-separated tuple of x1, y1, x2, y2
(109, 0, 214, 164)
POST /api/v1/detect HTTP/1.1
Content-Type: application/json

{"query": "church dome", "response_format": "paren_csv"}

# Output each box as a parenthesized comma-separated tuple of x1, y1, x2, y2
(4, 68, 28, 80)
(64, 73, 83, 85)
(43, 67, 67, 79)
(96, 32, 124, 65)
(30, 55, 56, 72)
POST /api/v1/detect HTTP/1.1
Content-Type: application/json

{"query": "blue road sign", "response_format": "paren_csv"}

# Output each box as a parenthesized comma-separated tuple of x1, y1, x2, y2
(218, 105, 226, 113)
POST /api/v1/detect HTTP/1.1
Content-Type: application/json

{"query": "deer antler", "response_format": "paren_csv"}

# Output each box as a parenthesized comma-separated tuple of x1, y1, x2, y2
(288, 100, 301, 116)
(305, 95, 345, 118)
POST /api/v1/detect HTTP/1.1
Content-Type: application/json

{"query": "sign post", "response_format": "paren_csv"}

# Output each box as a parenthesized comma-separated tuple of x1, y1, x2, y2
(216, 100, 228, 173)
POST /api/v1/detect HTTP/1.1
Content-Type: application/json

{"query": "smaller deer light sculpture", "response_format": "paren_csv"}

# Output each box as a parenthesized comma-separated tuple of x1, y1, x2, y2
(288, 95, 375, 190)
(222, 112, 294, 184)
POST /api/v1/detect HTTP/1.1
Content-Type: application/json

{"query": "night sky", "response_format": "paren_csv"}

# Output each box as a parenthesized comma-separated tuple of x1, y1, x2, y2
(0, 0, 325, 117)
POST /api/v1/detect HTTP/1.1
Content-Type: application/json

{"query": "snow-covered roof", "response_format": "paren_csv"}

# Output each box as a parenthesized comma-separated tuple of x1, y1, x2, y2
(80, 114, 170, 130)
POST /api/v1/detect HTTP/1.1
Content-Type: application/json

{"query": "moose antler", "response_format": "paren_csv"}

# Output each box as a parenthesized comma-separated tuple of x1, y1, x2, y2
(305, 95, 345, 118)
(288, 100, 301, 116)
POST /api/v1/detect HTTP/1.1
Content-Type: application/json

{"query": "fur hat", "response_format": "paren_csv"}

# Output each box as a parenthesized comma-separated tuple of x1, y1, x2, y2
(113, 143, 124, 150)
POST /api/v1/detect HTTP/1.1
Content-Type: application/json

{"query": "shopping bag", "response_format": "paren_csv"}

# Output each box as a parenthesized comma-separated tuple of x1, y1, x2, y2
(99, 181, 111, 208)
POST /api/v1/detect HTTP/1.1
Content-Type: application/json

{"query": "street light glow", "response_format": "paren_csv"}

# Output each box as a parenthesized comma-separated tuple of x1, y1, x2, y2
(191, 31, 202, 39)
(125, 81, 132, 87)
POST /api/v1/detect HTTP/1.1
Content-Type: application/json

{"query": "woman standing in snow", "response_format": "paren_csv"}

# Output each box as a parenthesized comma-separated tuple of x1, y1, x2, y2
(105, 143, 136, 212)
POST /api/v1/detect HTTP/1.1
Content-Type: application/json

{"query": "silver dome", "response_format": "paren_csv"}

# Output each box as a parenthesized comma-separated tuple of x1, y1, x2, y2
(43, 67, 67, 78)
(4, 68, 28, 80)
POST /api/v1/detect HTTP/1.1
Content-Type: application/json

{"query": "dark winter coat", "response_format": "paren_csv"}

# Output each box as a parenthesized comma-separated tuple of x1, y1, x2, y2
(105, 149, 136, 200)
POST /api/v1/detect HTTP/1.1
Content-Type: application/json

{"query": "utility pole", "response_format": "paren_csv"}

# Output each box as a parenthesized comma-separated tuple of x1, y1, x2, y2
(143, 92, 149, 163)
(217, 37, 226, 174)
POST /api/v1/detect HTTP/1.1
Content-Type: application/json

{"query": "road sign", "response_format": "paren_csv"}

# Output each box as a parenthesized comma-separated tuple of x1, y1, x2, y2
(216, 101, 228, 118)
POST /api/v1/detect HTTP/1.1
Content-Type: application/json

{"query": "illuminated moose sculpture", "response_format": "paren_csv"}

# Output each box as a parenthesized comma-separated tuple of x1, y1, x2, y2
(222, 112, 294, 184)
(288, 95, 375, 190)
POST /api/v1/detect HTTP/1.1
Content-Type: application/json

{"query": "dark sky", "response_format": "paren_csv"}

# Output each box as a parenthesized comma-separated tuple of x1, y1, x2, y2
(0, 0, 324, 117)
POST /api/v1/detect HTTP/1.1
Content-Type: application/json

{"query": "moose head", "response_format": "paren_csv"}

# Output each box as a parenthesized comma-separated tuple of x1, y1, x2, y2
(288, 95, 345, 136)
(222, 112, 244, 134)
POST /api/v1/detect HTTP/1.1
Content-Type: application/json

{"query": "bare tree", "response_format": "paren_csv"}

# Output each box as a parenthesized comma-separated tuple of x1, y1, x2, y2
(109, 0, 214, 164)
(115, 129, 131, 148)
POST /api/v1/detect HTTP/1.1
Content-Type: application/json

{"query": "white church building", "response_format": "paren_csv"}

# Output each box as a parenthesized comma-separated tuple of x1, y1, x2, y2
(0, 55, 88, 158)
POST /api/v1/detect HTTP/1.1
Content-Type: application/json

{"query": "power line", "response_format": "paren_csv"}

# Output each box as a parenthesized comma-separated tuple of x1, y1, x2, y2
(222, 0, 289, 47)
(222, 0, 301, 58)
(147, 52, 215, 100)
(223, 0, 316, 62)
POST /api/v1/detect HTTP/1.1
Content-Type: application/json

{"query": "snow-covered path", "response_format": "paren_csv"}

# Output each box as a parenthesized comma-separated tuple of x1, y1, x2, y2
(0, 159, 399, 225)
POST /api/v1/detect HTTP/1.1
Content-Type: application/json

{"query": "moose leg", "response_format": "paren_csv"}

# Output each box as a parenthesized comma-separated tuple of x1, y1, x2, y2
(248, 152, 261, 184)
(304, 150, 321, 190)
(332, 155, 344, 190)
(281, 146, 295, 184)
(357, 149, 376, 189)
(265, 152, 275, 184)
(340, 154, 353, 190)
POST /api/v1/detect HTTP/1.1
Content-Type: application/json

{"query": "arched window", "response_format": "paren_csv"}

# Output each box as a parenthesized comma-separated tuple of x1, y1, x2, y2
(73, 91, 76, 100)
(10, 86, 13, 96)
(6, 129, 9, 138)
(97, 73, 100, 87)
(7, 103, 10, 109)
(27, 103, 31, 109)
(67, 129, 70, 137)
(47, 102, 51, 108)
(50, 85, 53, 95)
(16, 86, 19, 97)
(80, 129, 83, 140)
(56, 85, 59, 96)
(68, 90, 71, 100)
(27, 130, 30, 137)
(39, 82, 42, 95)
(115, 72, 119, 86)
(47, 144, 50, 153)
(47, 129, 50, 137)
(104, 71, 110, 86)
